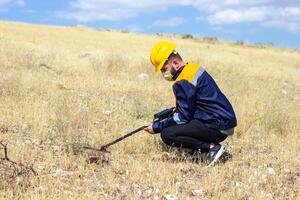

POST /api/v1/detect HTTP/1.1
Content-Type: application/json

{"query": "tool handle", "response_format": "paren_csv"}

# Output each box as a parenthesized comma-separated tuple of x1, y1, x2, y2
(100, 125, 147, 150)
(84, 125, 147, 152)
(84, 107, 174, 152)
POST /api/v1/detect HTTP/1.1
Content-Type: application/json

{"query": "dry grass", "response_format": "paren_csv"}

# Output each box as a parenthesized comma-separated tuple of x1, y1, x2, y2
(0, 20, 299, 199)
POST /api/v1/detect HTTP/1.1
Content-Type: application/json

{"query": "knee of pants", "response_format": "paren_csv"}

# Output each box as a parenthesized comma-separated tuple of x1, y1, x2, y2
(160, 129, 174, 146)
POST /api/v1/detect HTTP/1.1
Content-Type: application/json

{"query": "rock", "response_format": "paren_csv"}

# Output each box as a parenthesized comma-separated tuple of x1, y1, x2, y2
(103, 110, 112, 115)
(143, 187, 154, 198)
(53, 169, 64, 177)
(162, 194, 177, 200)
(267, 167, 276, 175)
(161, 152, 171, 160)
(284, 168, 290, 173)
(191, 189, 203, 196)
(138, 73, 149, 81)
(36, 186, 43, 194)
(131, 183, 142, 196)
(281, 89, 288, 95)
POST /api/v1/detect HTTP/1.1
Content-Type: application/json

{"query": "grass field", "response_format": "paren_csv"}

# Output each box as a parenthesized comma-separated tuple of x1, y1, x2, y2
(0, 20, 299, 199)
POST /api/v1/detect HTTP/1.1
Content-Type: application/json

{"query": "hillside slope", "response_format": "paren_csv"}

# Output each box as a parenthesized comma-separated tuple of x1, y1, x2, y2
(0, 21, 299, 199)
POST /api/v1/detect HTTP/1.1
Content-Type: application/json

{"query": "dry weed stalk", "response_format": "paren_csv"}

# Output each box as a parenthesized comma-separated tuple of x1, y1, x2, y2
(0, 141, 37, 188)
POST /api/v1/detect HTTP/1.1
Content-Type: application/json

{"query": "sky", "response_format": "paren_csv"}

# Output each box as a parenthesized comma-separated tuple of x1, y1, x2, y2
(0, 0, 300, 48)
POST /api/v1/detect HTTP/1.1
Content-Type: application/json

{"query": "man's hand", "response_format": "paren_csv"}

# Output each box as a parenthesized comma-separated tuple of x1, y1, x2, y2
(143, 123, 155, 134)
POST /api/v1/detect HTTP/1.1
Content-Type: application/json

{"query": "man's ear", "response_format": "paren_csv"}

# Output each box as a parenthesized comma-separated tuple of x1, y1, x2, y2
(172, 59, 180, 69)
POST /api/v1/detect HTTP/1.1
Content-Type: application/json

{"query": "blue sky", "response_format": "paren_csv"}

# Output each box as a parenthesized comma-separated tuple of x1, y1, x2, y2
(0, 0, 300, 48)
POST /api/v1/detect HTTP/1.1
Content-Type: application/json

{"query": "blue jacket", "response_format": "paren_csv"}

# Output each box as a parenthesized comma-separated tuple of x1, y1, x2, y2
(152, 63, 237, 133)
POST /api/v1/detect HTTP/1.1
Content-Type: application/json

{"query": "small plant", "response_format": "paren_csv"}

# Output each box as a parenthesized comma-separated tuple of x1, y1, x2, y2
(235, 40, 244, 45)
(121, 29, 129, 34)
(0, 142, 37, 190)
(182, 34, 193, 39)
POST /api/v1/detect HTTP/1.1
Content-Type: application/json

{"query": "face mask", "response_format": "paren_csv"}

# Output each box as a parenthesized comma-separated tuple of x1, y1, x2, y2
(162, 71, 174, 81)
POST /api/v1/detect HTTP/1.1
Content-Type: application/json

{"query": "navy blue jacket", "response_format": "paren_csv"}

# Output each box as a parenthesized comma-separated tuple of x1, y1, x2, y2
(152, 63, 237, 133)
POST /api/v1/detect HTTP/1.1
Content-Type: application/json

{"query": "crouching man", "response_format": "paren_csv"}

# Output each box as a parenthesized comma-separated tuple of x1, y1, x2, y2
(144, 41, 237, 166)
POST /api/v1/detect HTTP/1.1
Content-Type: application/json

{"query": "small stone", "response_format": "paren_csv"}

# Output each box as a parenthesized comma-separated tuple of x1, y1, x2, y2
(161, 152, 171, 160)
(145, 188, 153, 195)
(281, 89, 288, 95)
(162, 194, 177, 200)
(191, 189, 203, 196)
(267, 167, 276, 175)
(11, 127, 18, 133)
(132, 183, 142, 196)
(37, 186, 43, 194)
(137, 190, 142, 196)
(53, 169, 64, 177)
(138, 73, 149, 81)
(103, 110, 112, 115)
(143, 187, 154, 198)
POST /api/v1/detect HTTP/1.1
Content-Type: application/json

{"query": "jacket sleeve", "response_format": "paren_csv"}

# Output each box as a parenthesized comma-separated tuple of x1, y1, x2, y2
(152, 80, 196, 133)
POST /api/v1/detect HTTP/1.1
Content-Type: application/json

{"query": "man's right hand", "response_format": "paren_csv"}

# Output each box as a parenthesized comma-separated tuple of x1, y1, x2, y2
(143, 123, 155, 134)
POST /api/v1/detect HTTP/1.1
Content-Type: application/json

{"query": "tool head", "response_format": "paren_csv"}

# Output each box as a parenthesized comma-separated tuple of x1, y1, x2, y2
(99, 146, 110, 153)
(83, 146, 110, 153)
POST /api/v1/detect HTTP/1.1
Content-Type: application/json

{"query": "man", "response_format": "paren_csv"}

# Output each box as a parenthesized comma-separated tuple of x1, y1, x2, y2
(144, 41, 237, 166)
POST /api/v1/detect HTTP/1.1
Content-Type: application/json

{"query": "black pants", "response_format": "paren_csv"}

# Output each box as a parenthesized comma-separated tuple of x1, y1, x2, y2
(160, 119, 227, 152)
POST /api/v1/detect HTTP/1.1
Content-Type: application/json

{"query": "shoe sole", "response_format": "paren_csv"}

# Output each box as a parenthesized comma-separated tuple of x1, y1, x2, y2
(207, 145, 225, 167)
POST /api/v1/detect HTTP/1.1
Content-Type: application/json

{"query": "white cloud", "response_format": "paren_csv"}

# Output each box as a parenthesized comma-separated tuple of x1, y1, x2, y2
(58, 0, 190, 21)
(151, 17, 185, 27)
(262, 7, 300, 33)
(207, 7, 268, 24)
(0, 0, 10, 7)
(0, 0, 26, 9)
(193, 1, 300, 34)
(58, 0, 300, 34)
(206, 5, 300, 33)
(57, 9, 136, 22)
(264, 20, 300, 33)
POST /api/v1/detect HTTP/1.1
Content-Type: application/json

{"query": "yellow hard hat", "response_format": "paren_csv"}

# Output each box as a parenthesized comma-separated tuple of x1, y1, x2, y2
(150, 41, 176, 72)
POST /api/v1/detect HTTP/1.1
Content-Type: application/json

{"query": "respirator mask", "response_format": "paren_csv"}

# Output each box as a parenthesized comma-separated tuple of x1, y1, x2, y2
(162, 71, 174, 81)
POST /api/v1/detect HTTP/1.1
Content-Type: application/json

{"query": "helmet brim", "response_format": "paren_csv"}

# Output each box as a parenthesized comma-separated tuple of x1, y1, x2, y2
(155, 59, 167, 72)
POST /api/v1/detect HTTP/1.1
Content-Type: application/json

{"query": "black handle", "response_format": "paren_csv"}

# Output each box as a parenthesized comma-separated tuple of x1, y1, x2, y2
(153, 107, 175, 123)
(84, 125, 147, 152)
